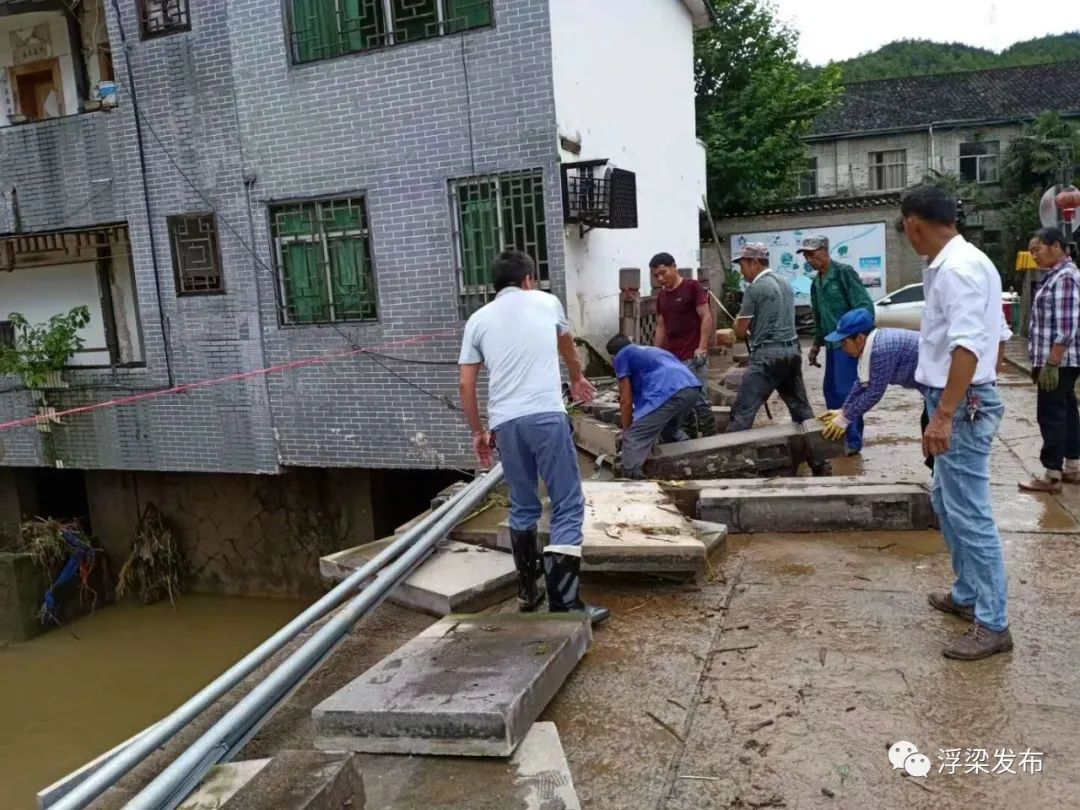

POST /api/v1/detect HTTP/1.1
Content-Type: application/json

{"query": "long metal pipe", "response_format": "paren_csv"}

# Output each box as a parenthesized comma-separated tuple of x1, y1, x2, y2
(46, 470, 496, 810)
(127, 464, 505, 810)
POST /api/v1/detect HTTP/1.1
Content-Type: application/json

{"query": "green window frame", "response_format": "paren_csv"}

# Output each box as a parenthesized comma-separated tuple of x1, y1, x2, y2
(269, 196, 378, 325)
(289, 0, 493, 64)
(450, 168, 549, 318)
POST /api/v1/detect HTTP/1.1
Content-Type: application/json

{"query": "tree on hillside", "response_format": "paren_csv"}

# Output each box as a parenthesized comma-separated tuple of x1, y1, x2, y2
(696, 0, 842, 215)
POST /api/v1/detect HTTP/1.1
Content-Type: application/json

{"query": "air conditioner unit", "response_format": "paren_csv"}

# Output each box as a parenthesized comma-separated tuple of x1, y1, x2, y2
(561, 160, 638, 232)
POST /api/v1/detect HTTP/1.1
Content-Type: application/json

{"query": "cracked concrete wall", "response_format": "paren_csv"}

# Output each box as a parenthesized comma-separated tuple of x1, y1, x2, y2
(86, 468, 377, 598)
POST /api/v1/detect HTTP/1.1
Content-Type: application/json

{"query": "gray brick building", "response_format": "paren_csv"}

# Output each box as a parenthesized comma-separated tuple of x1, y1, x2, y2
(0, 0, 714, 593)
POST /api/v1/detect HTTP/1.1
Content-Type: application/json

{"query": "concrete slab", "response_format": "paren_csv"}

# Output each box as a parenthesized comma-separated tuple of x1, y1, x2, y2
(491, 483, 707, 574)
(178, 759, 271, 810)
(570, 414, 619, 458)
(645, 421, 841, 479)
(711, 406, 731, 432)
(698, 479, 936, 533)
(312, 613, 592, 757)
(580, 481, 707, 573)
(354, 722, 580, 810)
(320, 539, 517, 616)
(221, 751, 364, 810)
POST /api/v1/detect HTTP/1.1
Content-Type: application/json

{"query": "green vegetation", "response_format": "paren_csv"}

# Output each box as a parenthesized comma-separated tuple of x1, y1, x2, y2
(696, 0, 842, 214)
(0, 306, 90, 389)
(824, 34, 1080, 83)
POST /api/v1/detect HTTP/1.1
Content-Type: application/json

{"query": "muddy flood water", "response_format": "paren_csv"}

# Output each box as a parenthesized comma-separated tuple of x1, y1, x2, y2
(0, 596, 308, 809)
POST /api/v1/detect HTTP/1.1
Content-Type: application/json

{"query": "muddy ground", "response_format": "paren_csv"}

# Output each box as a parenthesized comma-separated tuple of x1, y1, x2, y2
(94, 340, 1080, 810)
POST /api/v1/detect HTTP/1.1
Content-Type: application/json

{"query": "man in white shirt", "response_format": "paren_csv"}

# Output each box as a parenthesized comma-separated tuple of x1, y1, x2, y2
(459, 250, 608, 625)
(900, 185, 1011, 660)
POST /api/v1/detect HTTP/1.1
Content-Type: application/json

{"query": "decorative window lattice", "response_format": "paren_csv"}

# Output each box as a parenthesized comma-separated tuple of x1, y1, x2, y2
(168, 213, 224, 295)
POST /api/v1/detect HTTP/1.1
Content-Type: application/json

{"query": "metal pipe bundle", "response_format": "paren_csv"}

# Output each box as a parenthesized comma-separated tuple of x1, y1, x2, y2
(46, 466, 503, 810)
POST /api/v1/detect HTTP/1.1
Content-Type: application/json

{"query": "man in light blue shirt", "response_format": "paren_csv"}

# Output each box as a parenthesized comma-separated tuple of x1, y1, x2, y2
(606, 334, 701, 478)
(459, 250, 608, 625)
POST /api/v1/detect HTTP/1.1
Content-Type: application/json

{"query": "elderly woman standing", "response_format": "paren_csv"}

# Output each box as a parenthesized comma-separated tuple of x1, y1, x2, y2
(1020, 226, 1080, 494)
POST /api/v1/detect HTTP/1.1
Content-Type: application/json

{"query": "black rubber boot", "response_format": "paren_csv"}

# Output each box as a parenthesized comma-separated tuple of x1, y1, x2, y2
(509, 527, 544, 612)
(543, 551, 610, 626)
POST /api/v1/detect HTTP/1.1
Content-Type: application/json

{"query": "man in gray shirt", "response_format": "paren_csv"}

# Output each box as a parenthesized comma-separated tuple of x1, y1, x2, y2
(725, 242, 816, 431)
(459, 250, 609, 625)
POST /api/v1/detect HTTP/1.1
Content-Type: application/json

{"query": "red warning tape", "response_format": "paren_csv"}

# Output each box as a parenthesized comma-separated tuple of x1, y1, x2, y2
(0, 328, 460, 432)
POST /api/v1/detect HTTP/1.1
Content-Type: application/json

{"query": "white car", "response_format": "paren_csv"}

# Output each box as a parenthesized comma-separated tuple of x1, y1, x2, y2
(874, 283, 1019, 331)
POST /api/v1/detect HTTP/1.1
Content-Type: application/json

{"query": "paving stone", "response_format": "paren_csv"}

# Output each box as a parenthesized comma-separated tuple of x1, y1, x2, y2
(178, 759, 272, 810)
(354, 722, 580, 810)
(711, 406, 731, 432)
(489, 483, 707, 574)
(722, 367, 746, 389)
(645, 421, 841, 479)
(312, 614, 591, 757)
(221, 751, 364, 810)
(319, 539, 516, 616)
(698, 479, 936, 533)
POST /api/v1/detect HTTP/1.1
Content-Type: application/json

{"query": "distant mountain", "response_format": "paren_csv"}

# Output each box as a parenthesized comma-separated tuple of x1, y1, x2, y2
(823, 34, 1080, 83)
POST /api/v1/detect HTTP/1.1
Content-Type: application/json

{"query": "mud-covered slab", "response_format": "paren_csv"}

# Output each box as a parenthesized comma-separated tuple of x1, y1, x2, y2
(354, 722, 580, 810)
(312, 613, 591, 757)
(698, 479, 936, 533)
(319, 539, 516, 616)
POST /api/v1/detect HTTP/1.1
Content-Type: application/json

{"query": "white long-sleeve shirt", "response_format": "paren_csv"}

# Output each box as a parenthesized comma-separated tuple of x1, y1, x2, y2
(916, 235, 1004, 389)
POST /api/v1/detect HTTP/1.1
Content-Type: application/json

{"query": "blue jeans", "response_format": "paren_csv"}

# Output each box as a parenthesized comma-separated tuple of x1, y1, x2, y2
(494, 411, 585, 548)
(926, 384, 1008, 632)
(825, 347, 864, 451)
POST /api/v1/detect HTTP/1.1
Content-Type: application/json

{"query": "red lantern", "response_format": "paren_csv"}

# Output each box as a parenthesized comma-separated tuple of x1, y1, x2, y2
(1056, 188, 1080, 222)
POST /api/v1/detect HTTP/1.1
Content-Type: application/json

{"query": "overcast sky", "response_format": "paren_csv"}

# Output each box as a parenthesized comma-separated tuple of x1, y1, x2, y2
(772, 0, 1069, 65)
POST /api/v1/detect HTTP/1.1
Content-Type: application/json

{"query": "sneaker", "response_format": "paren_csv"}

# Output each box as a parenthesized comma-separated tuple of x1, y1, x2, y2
(1018, 476, 1063, 494)
(942, 623, 1014, 660)
(928, 590, 975, 621)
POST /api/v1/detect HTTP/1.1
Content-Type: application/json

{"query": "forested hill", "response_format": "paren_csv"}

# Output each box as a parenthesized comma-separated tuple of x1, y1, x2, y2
(823, 34, 1080, 82)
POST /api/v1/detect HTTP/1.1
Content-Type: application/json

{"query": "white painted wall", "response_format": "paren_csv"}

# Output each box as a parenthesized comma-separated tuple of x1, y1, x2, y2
(550, 0, 706, 353)
(0, 11, 80, 125)
(0, 262, 110, 366)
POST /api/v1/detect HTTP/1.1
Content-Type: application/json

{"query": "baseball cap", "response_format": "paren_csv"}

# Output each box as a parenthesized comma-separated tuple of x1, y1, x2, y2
(732, 242, 769, 262)
(825, 308, 876, 343)
(796, 235, 829, 253)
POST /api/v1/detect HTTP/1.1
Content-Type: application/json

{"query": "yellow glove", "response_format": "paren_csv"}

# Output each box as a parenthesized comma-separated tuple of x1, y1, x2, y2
(821, 410, 850, 441)
(1038, 364, 1060, 392)
(819, 410, 842, 424)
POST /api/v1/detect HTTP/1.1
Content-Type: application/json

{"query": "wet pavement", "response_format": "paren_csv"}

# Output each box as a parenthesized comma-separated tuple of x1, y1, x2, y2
(51, 346, 1080, 810)
(544, 352, 1080, 809)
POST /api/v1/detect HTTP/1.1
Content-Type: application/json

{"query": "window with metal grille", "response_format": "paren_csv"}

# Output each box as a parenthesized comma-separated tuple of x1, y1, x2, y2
(169, 214, 224, 295)
(0, 320, 14, 350)
(450, 169, 548, 318)
(799, 157, 818, 197)
(289, 0, 492, 64)
(138, 0, 191, 38)
(270, 197, 378, 325)
(869, 150, 906, 191)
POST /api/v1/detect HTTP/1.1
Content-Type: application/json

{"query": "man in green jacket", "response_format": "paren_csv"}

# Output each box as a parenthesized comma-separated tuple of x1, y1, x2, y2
(800, 235, 876, 454)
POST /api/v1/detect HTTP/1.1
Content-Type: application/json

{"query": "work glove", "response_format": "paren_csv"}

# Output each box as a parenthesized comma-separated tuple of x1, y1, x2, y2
(821, 411, 850, 442)
(808, 345, 821, 367)
(819, 409, 842, 424)
(1039, 364, 1060, 392)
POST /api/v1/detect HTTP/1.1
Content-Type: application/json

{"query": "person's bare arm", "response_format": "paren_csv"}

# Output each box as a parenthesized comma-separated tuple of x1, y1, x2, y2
(733, 316, 752, 340)
(459, 363, 493, 468)
(696, 302, 714, 357)
(618, 377, 633, 430)
(923, 347, 978, 457)
(558, 331, 596, 403)
(654, 314, 667, 350)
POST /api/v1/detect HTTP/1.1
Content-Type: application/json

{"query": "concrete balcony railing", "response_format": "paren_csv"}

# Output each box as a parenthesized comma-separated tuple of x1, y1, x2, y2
(0, 111, 121, 234)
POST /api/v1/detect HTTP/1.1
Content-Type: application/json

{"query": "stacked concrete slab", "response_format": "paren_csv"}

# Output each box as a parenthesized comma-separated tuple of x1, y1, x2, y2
(313, 613, 591, 757)
(697, 477, 936, 533)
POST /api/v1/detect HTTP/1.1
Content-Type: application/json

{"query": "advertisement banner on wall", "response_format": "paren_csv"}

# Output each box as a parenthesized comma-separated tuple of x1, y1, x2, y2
(730, 222, 888, 307)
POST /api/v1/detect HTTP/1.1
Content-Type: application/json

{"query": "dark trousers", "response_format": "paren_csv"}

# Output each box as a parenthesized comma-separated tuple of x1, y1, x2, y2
(727, 347, 815, 432)
(620, 386, 700, 477)
(682, 357, 717, 437)
(921, 404, 934, 472)
(1035, 366, 1080, 471)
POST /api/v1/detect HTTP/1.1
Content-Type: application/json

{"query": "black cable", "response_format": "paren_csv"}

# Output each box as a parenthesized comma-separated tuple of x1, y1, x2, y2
(361, 353, 460, 411)
(460, 34, 476, 175)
